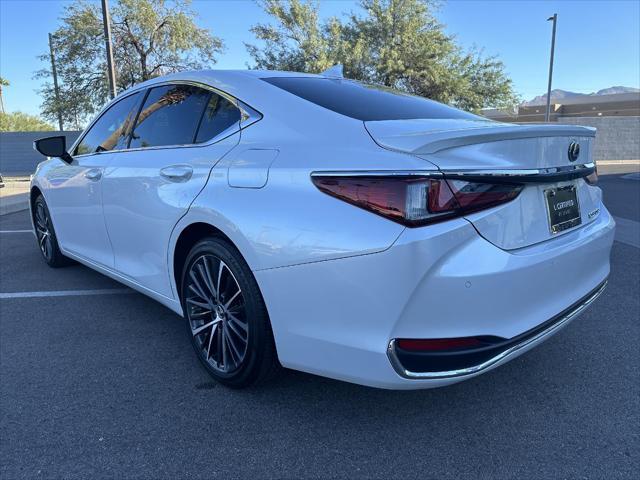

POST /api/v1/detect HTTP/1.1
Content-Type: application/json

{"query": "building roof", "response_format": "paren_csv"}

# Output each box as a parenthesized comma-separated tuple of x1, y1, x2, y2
(542, 91, 640, 106)
(483, 92, 640, 122)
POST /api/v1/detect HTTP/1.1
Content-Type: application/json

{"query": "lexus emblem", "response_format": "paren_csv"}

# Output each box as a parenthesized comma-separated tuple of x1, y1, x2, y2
(568, 141, 580, 162)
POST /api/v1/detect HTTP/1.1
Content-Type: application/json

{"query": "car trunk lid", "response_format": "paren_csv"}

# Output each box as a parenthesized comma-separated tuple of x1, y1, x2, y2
(364, 119, 599, 250)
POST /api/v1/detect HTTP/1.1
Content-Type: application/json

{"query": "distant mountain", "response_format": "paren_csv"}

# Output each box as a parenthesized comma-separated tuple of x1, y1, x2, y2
(595, 86, 640, 96)
(523, 86, 639, 106)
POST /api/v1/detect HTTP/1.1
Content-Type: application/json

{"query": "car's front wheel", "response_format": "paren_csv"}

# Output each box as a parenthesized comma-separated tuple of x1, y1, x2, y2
(181, 237, 280, 388)
(33, 194, 71, 268)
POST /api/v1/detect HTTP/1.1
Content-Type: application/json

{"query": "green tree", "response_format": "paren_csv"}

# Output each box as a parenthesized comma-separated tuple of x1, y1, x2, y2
(247, 0, 519, 112)
(0, 111, 55, 132)
(36, 0, 224, 129)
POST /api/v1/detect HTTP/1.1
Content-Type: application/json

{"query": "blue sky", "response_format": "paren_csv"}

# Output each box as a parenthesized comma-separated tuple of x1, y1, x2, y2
(1, 0, 639, 116)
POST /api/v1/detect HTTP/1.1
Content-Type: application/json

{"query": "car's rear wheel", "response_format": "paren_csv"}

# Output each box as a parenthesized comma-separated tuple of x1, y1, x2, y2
(181, 237, 279, 388)
(33, 195, 71, 268)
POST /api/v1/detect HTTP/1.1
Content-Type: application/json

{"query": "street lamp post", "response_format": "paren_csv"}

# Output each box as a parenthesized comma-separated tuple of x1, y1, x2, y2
(545, 13, 558, 123)
(101, 0, 117, 99)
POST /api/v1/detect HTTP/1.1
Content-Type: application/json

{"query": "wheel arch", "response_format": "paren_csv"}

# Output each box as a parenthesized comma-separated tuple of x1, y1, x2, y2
(29, 185, 43, 226)
(170, 219, 256, 302)
(170, 216, 282, 373)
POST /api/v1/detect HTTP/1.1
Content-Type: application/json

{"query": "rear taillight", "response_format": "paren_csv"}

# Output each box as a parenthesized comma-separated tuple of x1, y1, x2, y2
(311, 174, 523, 227)
(396, 338, 486, 351)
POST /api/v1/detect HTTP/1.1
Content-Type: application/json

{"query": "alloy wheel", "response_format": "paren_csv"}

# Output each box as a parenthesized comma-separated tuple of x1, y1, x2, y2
(35, 201, 54, 262)
(185, 254, 249, 374)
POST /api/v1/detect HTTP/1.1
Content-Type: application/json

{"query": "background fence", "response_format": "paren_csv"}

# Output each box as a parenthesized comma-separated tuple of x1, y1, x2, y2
(0, 131, 81, 176)
(556, 116, 640, 161)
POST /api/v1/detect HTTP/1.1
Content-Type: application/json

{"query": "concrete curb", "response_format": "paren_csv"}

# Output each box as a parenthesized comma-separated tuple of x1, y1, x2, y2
(1, 179, 31, 216)
(0, 192, 29, 216)
(598, 160, 640, 165)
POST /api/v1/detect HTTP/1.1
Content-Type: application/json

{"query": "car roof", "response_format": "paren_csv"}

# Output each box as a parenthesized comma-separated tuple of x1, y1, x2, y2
(122, 69, 323, 95)
(87, 68, 380, 150)
(227, 69, 322, 79)
(116, 69, 329, 115)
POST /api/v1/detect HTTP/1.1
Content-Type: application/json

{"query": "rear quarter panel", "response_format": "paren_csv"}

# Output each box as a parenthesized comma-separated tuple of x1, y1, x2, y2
(168, 122, 436, 296)
(173, 144, 413, 272)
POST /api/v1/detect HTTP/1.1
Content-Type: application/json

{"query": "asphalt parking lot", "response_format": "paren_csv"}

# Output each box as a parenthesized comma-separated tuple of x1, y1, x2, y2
(1, 168, 639, 479)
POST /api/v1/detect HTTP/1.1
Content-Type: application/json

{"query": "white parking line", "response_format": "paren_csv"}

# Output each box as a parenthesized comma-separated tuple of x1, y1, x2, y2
(0, 230, 33, 233)
(0, 289, 134, 299)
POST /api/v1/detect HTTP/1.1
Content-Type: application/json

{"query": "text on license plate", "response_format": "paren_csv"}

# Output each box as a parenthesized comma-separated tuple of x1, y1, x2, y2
(545, 185, 582, 234)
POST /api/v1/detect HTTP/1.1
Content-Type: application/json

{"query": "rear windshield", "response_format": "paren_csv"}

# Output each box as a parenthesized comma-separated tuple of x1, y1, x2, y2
(262, 77, 481, 121)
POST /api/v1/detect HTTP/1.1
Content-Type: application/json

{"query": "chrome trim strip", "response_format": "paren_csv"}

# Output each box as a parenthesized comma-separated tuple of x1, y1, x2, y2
(310, 170, 442, 177)
(387, 280, 608, 380)
(442, 163, 595, 179)
(310, 164, 594, 182)
(451, 163, 595, 176)
(311, 162, 596, 179)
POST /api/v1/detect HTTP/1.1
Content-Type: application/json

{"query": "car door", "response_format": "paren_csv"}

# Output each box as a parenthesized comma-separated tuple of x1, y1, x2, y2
(101, 83, 242, 298)
(44, 91, 143, 267)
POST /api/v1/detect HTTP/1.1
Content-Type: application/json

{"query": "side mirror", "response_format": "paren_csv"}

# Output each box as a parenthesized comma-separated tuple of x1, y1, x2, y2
(34, 136, 73, 164)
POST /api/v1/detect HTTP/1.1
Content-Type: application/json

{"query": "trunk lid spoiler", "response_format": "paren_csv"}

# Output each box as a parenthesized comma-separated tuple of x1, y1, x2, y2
(364, 119, 596, 155)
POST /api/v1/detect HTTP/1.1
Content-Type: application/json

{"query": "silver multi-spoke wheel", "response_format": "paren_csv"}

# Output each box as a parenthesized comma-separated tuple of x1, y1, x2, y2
(182, 238, 279, 387)
(32, 195, 69, 268)
(185, 254, 249, 374)
(35, 200, 54, 261)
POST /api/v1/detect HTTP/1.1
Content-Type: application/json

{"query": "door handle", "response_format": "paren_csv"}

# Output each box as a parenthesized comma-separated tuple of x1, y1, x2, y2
(160, 165, 193, 182)
(85, 168, 102, 181)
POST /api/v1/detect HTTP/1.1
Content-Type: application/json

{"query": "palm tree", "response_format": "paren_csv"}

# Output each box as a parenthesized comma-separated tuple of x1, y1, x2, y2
(0, 77, 9, 114)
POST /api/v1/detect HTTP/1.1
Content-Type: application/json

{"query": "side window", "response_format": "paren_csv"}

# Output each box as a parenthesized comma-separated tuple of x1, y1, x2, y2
(74, 92, 142, 155)
(195, 94, 241, 143)
(129, 84, 210, 149)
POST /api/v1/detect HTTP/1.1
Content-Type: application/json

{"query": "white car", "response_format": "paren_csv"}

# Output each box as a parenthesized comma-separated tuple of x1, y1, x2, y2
(31, 69, 614, 389)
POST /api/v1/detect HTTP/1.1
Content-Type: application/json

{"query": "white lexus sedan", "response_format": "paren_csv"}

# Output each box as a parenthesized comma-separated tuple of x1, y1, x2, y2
(30, 69, 614, 389)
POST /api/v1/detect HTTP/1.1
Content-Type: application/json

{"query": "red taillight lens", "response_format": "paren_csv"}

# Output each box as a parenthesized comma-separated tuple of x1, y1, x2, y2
(446, 179, 523, 212)
(309, 176, 416, 224)
(396, 338, 485, 351)
(426, 178, 458, 213)
(311, 175, 522, 227)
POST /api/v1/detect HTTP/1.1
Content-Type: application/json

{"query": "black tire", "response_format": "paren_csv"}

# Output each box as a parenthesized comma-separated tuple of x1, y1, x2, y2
(33, 195, 72, 268)
(181, 237, 280, 388)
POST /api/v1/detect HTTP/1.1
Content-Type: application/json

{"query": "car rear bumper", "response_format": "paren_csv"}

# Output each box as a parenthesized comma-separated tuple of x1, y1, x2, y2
(387, 279, 607, 379)
(254, 204, 615, 389)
